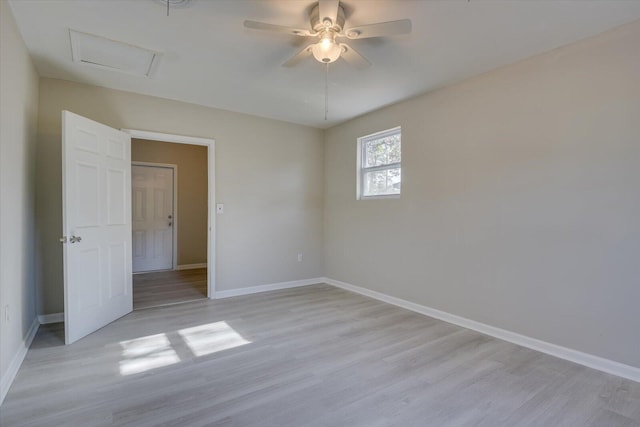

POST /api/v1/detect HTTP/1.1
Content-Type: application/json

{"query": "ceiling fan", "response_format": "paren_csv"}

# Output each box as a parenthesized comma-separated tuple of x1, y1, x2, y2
(244, 0, 412, 69)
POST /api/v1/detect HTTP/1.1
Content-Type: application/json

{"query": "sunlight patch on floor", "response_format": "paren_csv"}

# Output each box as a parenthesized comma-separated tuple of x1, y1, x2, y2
(118, 322, 251, 376)
(178, 321, 251, 357)
(119, 333, 180, 376)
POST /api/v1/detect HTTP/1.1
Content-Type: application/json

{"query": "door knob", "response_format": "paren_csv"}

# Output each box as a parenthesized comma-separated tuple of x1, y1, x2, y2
(70, 235, 82, 243)
(168, 215, 172, 219)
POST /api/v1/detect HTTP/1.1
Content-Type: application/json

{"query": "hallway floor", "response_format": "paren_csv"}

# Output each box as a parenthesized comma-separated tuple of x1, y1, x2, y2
(133, 268, 207, 309)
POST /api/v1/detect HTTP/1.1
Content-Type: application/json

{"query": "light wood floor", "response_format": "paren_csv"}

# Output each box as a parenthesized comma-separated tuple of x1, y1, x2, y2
(133, 268, 207, 310)
(2, 284, 639, 427)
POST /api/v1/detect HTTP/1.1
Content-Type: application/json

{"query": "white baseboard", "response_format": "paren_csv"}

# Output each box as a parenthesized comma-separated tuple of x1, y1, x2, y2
(215, 277, 324, 299)
(38, 312, 64, 324)
(176, 263, 207, 271)
(324, 277, 640, 384)
(0, 317, 39, 405)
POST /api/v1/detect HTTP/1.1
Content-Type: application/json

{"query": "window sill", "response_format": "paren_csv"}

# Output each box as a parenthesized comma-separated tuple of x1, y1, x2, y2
(358, 194, 401, 200)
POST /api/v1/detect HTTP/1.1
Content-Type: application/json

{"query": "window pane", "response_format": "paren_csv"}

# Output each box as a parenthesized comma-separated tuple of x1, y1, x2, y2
(364, 133, 401, 168)
(386, 134, 401, 164)
(363, 167, 401, 197)
(364, 140, 385, 167)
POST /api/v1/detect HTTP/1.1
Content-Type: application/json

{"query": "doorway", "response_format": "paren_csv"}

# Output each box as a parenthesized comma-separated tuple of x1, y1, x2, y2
(131, 139, 208, 309)
(124, 130, 215, 309)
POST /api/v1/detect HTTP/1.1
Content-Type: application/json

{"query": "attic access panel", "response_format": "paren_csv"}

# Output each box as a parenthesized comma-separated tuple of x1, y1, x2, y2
(69, 30, 160, 77)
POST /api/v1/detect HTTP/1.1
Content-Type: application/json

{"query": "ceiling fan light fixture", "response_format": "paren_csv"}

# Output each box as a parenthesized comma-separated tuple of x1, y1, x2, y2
(245, 0, 411, 69)
(312, 31, 341, 63)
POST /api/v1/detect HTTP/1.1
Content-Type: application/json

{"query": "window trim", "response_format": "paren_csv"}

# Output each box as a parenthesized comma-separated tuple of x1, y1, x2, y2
(356, 126, 402, 200)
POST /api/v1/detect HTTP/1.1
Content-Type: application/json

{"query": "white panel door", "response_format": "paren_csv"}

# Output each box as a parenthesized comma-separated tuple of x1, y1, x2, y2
(62, 111, 132, 344)
(132, 165, 174, 273)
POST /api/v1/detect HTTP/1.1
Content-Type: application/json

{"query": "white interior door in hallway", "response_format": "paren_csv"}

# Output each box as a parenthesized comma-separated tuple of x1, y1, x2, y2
(132, 164, 175, 273)
(62, 111, 132, 344)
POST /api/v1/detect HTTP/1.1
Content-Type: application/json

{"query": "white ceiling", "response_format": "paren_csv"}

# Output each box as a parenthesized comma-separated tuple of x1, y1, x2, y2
(8, 0, 640, 128)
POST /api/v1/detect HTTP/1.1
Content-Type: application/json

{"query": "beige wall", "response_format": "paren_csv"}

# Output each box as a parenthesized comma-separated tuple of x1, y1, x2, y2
(37, 78, 324, 314)
(0, 0, 39, 394)
(131, 139, 208, 266)
(324, 21, 640, 368)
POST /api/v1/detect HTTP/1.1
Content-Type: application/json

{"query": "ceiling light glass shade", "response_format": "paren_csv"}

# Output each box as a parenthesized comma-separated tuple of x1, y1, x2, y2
(311, 38, 341, 63)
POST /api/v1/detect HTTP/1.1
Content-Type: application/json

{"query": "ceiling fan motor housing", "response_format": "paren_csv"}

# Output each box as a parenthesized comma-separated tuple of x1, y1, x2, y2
(310, 4, 346, 32)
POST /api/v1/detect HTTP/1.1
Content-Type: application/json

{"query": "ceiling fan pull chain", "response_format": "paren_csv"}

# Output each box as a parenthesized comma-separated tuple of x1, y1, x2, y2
(325, 63, 329, 121)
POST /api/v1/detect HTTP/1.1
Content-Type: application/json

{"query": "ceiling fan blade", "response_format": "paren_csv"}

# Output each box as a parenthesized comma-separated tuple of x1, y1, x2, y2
(283, 45, 314, 67)
(318, 0, 340, 26)
(244, 20, 314, 37)
(339, 43, 370, 69)
(344, 19, 412, 39)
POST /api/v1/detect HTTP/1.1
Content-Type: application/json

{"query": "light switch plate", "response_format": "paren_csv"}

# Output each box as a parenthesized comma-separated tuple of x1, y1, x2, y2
(216, 203, 224, 214)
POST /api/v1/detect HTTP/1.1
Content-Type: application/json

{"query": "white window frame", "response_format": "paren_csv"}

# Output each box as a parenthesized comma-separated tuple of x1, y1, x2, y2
(357, 126, 402, 200)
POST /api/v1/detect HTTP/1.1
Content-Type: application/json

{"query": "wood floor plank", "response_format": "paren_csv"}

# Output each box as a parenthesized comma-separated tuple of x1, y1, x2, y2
(1, 284, 638, 426)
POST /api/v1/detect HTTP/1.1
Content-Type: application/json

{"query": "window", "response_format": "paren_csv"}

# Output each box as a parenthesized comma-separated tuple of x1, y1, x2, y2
(357, 126, 401, 199)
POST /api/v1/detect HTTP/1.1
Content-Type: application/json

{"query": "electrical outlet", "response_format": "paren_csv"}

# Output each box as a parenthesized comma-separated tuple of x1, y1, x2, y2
(297, 253, 303, 262)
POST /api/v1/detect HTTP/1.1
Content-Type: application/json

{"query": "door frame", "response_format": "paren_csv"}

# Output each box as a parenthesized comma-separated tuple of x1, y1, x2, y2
(123, 129, 215, 299)
(131, 161, 178, 272)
